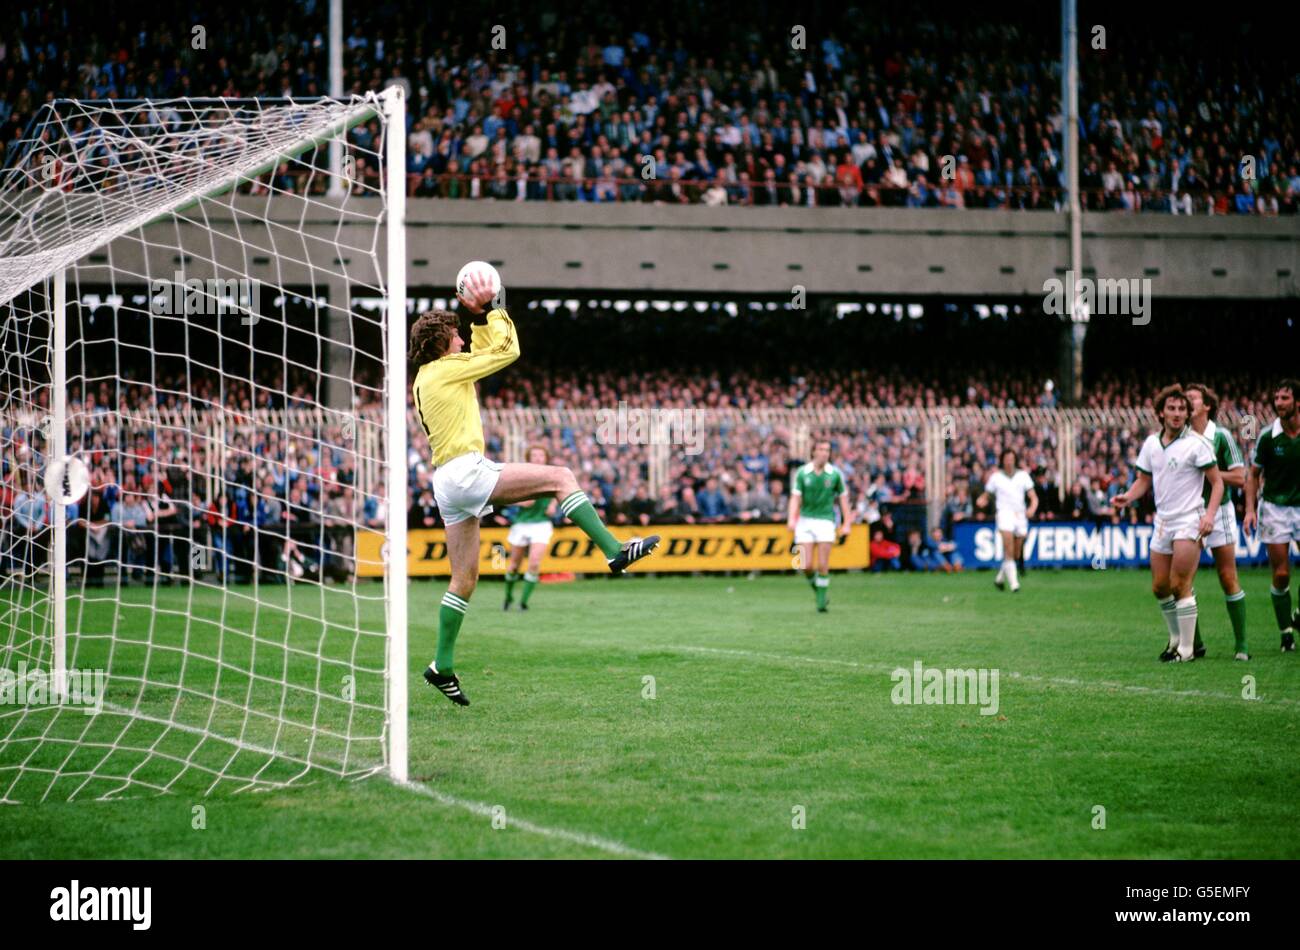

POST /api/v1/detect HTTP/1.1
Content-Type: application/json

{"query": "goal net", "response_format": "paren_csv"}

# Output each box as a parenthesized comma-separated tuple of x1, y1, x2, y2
(0, 91, 408, 801)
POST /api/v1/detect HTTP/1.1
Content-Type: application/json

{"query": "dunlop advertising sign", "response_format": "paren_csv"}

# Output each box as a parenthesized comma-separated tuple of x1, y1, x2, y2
(356, 523, 870, 576)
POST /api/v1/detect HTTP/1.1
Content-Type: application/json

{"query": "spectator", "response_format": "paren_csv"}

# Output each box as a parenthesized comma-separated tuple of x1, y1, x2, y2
(904, 529, 940, 571)
(110, 481, 151, 584)
(702, 177, 729, 207)
(869, 523, 902, 572)
(627, 483, 655, 526)
(12, 481, 49, 575)
(653, 484, 683, 524)
(409, 489, 439, 530)
(695, 476, 729, 522)
(1081, 476, 1114, 526)
(929, 527, 964, 572)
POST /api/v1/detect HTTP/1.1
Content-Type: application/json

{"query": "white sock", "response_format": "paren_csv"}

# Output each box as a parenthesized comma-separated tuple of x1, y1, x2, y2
(1159, 595, 1179, 648)
(1006, 559, 1019, 589)
(996, 561, 1006, 583)
(1176, 596, 1198, 659)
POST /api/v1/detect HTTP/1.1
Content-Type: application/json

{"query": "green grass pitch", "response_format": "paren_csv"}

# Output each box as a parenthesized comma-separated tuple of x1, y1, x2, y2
(2, 566, 1299, 859)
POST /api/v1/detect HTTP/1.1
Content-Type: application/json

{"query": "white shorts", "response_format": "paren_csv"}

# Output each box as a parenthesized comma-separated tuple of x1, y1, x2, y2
(1150, 509, 1204, 555)
(433, 452, 503, 527)
(996, 510, 1029, 537)
(507, 520, 554, 548)
(795, 516, 836, 544)
(1259, 499, 1300, 545)
(1203, 503, 1239, 551)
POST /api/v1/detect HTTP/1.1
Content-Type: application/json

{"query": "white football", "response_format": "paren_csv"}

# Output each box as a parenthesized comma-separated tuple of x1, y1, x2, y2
(44, 455, 90, 506)
(455, 260, 502, 303)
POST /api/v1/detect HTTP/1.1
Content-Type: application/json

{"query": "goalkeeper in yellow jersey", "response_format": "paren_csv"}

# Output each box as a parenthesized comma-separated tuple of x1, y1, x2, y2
(408, 269, 660, 706)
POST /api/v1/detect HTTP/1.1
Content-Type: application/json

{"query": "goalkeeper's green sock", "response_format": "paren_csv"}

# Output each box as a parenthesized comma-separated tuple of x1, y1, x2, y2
(1225, 590, 1248, 653)
(1271, 586, 1293, 631)
(433, 590, 469, 674)
(815, 574, 829, 610)
(521, 572, 538, 606)
(559, 491, 623, 559)
(503, 571, 518, 604)
(806, 573, 817, 591)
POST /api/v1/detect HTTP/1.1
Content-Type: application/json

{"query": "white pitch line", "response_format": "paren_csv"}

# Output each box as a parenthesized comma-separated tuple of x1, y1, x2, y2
(396, 780, 670, 860)
(102, 701, 668, 858)
(671, 645, 1300, 707)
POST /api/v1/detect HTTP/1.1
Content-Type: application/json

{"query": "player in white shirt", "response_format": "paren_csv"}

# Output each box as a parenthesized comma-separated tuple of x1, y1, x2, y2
(975, 449, 1038, 592)
(1113, 386, 1225, 662)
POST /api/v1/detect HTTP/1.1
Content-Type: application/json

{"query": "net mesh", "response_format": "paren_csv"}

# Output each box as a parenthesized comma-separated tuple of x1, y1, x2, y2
(0, 94, 401, 802)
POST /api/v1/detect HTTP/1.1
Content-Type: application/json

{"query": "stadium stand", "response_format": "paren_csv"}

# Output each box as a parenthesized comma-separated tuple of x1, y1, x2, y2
(3, 1, 1296, 213)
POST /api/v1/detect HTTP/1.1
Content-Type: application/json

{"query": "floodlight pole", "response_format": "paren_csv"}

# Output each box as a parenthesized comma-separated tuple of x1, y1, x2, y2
(1061, 0, 1086, 405)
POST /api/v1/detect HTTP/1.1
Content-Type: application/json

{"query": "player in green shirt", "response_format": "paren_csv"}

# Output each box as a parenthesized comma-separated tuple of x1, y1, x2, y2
(786, 439, 853, 613)
(1243, 379, 1300, 652)
(501, 445, 558, 610)
(1185, 384, 1250, 659)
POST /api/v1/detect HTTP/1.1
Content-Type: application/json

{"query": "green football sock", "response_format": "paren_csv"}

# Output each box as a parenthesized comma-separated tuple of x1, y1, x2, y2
(1225, 590, 1248, 653)
(558, 491, 623, 559)
(815, 574, 829, 610)
(521, 572, 538, 606)
(1270, 586, 1293, 631)
(503, 571, 518, 604)
(433, 590, 469, 674)
(806, 573, 817, 590)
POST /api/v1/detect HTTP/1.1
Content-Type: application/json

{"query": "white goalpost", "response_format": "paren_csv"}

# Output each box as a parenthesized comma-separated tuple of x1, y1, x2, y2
(0, 89, 408, 801)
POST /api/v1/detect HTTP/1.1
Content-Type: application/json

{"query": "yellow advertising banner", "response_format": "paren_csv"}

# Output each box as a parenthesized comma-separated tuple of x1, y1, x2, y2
(356, 523, 870, 576)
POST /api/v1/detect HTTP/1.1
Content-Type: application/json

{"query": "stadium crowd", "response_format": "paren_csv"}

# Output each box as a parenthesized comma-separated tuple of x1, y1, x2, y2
(0, 358, 1275, 582)
(2, 2, 1297, 214)
(1, 288, 1289, 580)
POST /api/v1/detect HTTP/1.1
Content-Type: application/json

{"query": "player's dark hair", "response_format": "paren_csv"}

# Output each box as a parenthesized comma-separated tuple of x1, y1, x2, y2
(1276, 379, 1300, 399)
(407, 309, 460, 373)
(813, 439, 832, 454)
(1000, 448, 1018, 467)
(1153, 384, 1188, 418)
(1183, 382, 1219, 420)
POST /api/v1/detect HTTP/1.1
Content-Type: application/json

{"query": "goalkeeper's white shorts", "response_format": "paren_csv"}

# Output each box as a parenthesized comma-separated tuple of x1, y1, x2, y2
(507, 520, 554, 548)
(794, 516, 836, 544)
(433, 452, 503, 526)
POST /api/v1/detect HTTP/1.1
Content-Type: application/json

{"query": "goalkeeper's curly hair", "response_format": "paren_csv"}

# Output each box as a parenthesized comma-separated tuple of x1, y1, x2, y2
(407, 309, 460, 373)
